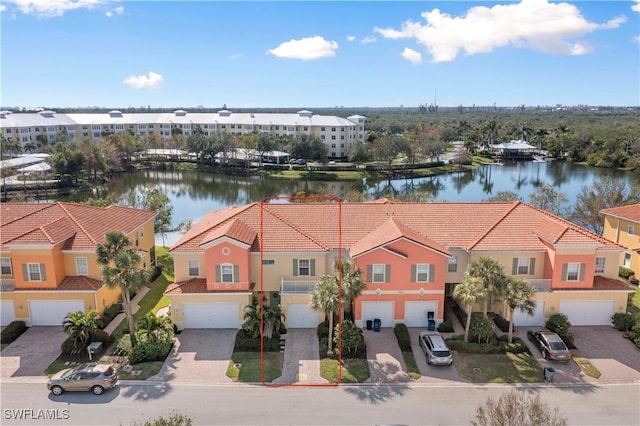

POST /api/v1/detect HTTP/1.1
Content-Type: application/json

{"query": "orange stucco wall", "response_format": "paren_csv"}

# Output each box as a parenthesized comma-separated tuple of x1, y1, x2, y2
(551, 254, 594, 289)
(204, 240, 251, 291)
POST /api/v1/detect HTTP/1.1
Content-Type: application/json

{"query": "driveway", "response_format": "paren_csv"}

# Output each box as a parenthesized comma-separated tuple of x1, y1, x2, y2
(154, 329, 236, 384)
(1, 327, 68, 378)
(408, 328, 465, 383)
(363, 328, 410, 383)
(273, 329, 326, 384)
(571, 326, 640, 383)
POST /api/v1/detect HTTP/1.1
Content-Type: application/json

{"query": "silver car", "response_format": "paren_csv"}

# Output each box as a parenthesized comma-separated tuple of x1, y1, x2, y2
(419, 331, 453, 366)
(47, 363, 118, 396)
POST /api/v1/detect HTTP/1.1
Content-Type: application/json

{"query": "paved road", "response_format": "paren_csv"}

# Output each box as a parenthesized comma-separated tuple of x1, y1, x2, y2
(1, 381, 638, 425)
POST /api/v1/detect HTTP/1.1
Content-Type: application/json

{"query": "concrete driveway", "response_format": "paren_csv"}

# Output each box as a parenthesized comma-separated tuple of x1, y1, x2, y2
(363, 328, 411, 383)
(154, 329, 237, 384)
(408, 328, 465, 383)
(1, 327, 68, 378)
(273, 329, 326, 384)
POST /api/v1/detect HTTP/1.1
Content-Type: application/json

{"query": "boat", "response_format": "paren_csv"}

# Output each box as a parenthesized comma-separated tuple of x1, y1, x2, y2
(532, 155, 547, 163)
(487, 161, 504, 166)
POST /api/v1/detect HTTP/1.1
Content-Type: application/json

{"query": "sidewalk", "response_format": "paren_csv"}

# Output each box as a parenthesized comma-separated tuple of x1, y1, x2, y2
(103, 286, 150, 335)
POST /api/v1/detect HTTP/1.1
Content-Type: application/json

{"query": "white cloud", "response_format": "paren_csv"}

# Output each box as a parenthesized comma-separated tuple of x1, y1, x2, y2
(347, 35, 356, 42)
(361, 36, 377, 44)
(0, 5, 6, 12)
(634, 35, 640, 44)
(266, 36, 338, 60)
(123, 71, 163, 89)
(3, 0, 106, 17)
(632, 0, 640, 12)
(401, 47, 422, 64)
(374, 0, 627, 62)
(106, 5, 123, 16)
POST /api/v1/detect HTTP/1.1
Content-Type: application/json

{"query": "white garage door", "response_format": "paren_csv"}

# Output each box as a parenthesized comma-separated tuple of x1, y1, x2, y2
(512, 301, 545, 327)
(560, 300, 615, 326)
(1, 300, 16, 326)
(29, 300, 84, 326)
(287, 304, 319, 328)
(361, 301, 394, 328)
(405, 301, 438, 327)
(183, 303, 239, 329)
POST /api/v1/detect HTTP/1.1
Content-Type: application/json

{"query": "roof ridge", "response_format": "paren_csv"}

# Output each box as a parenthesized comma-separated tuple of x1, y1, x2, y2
(39, 216, 70, 244)
(0, 202, 52, 227)
(468, 201, 522, 249)
(261, 204, 329, 250)
(57, 202, 96, 244)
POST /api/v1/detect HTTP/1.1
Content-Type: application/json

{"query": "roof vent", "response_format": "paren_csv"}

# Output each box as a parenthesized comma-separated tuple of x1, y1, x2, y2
(297, 110, 313, 117)
(218, 110, 231, 117)
(39, 110, 56, 118)
(174, 109, 187, 116)
(108, 110, 123, 117)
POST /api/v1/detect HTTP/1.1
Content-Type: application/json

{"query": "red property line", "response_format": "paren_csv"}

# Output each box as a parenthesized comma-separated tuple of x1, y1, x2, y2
(259, 195, 343, 387)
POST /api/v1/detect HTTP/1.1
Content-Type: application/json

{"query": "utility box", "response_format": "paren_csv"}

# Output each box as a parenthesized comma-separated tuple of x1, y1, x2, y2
(544, 367, 556, 382)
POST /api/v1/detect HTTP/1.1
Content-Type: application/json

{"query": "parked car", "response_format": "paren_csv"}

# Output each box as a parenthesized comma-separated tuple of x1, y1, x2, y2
(418, 331, 453, 365)
(295, 159, 306, 165)
(47, 363, 119, 396)
(527, 329, 572, 361)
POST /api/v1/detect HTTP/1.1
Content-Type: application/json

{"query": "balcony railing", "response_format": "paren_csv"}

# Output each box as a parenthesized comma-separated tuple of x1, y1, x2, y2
(526, 279, 551, 293)
(0, 278, 16, 292)
(281, 278, 317, 294)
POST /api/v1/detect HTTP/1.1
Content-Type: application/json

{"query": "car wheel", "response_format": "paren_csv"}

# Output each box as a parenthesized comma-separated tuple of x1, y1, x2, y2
(50, 386, 63, 396)
(92, 385, 104, 395)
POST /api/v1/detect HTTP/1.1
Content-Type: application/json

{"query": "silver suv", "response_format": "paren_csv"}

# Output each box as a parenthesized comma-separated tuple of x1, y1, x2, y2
(419, 331, 453, 366)
(47, 363, 118, 395)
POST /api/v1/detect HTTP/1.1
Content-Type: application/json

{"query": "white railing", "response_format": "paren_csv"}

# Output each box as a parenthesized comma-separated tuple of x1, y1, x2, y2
(281, 278, 317, 294)
(0, 278, 16, 292)
(526, 279, 551, 293)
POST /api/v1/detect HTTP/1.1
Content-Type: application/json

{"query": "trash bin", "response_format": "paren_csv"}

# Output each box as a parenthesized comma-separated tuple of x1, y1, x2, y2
(428, 319, 436, 331)
(366, 320, 373, 330)
(373, 318, 381, 332)
(544, 367, 556, 382)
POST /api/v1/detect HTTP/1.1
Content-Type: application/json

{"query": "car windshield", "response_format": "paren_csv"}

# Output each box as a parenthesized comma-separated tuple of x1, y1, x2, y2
(549, 342, 567, 351)
(61, 370, 76, 379)
(433, 350, 451, 357)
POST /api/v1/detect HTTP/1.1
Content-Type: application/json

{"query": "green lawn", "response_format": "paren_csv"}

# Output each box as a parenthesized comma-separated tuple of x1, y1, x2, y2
(452, 351, 543, 383)
(401, 352, 421, 380)
(226, 352, 283, 382)
(319, 358, 370, 383)
(629, 287, 640, 316)
(117, 361, 165, 380)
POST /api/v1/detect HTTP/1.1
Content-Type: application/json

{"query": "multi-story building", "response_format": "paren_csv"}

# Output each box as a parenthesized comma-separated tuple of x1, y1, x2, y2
(166, 199, 632, 331)
(0, 109, 366, 159)
(0, 202, 156, 326)
(601, 204, 640, 275)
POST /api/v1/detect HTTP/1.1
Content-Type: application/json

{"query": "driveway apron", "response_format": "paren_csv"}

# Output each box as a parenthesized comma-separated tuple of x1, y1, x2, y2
(154, 329, 236, 384)
(1, 327, 68, 378)
(273, 329, 326, 384)
(363, 328, 410, 383)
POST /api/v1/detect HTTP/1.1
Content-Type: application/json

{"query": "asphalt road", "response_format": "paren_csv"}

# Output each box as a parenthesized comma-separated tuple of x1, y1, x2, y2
(1, 381, 639, 425)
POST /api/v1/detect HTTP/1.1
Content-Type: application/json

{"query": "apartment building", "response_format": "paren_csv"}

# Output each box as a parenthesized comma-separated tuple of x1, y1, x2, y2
(0, 109, 366, 159)
(601, 204, 640, 274)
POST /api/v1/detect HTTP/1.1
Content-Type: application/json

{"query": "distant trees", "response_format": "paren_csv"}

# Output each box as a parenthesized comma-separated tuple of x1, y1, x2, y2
(528, 184, 568, 216)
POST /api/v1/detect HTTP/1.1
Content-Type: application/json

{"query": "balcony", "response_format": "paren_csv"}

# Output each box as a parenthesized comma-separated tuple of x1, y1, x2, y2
(0, 278, 16, 292)
(526, 279, 551, 293)
(281, 278, 317, 294)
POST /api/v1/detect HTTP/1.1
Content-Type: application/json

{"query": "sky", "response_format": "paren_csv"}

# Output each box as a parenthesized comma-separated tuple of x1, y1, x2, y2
(1, 0, 639, 108)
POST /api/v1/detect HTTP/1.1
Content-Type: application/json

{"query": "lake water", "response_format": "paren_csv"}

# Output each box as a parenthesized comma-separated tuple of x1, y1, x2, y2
(70, 161, 636, 246)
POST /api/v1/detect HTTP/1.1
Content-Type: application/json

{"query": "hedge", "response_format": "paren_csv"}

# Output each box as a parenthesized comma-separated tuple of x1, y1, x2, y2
(619, 266, 635, 280)
(0, 321, 27, 345)
(393, 323, 412, 352)
(437, 318, 454, 333)
(232, 329, 279, 352)
(492, 314, 510, 333)
(128, 340, 173, 365)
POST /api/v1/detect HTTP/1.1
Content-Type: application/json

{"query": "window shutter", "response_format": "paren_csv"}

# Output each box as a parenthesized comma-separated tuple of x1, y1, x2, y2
(310, 259, 315, 276)
(529, 258, 535, 275)
(512, 258, 518, 275)
(428, 264, 435, 283)
(215, 265, 221, 282)
(22, 264, 28, 281)
(40, 264, 46, 281)
(385, 265, 391, 282)
(579, 263, 586, 281)
(561, 264, 567, 281)
(367, 265, 372, 281)
(293, 259, 298, 276)
(233, 265, 239, 283)
(410, 265, 416, 282)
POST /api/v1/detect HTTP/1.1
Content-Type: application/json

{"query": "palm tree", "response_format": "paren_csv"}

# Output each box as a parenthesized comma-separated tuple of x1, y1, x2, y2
(136, 313, 173, 343)
(335, 260, 367, 321)
(310, 275, 339, 351)
(452, 277, 484, 342)
(242, 303, 262, 338)
(263, 304, 285, 339)
(467, 256, 507, 318)
(63, 310, 98, 347)
(96, 231, 148, 347)
(502, 277, 537, 343)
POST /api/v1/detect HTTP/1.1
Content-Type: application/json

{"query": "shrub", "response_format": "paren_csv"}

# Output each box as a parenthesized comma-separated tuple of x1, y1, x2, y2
(492, 314, 510, 333)
(116, 334, 132, 354)
(393, 323, 412, 352)
(0, 320, 27, 345)
(469, 316, 495, 343)
(630, 276, 639, 286)
(128, 340, 173, 364)
(546, 313, 571, 337)
(232, 329, 279, 352)
(437, 318, 454, 333)
(611, 312, 635, 331)
(319, 340, 328, 358)
(96, 304, 120, 329)
(452, 301, 468, 328)
(334, 320, 366, 358)
(317, 321, 329, 339)
(446, 338, 498, 354)
(61, 335, 86, 355)
(89, 328, 114, 346)
(497, 336, 529, 354)
(619, 266, 635, 280)
(149, 265, 163, 282)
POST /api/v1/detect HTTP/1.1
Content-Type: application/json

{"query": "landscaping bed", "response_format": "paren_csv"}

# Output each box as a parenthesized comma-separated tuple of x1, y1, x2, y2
(317, 320, 370, 383)
(453, 352, 543, 383)
(394, 323, 421, 379)
(226, 352, 284, 382)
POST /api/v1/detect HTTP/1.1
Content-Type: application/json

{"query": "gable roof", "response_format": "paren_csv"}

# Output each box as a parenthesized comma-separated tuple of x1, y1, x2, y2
(0, 202, 156, 250)
(170, 201, 620, 254)
(601, 204, 640, 223)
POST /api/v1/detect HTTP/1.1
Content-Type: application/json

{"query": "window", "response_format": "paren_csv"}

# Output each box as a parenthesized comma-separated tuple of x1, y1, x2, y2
(299, 259, 310, 276)
(303, 127, 308, 131)
(370, 264, 388, 283)
(1, 258, 12, 275)
(415, 264, 431, 282)
(563, 262, 584, 281)
(331, 144, 336, 148)
(262, 259, 275, 266)
(624, 253, 631, 268)
(628, 225, 635, 235)
(447, 256, 458, 273)
(221, 264, 234, 282)
(188, 259, 199, 276)
(595, 257, 606, 274)
(76, 257, 89, 275)
(135, 233, 139, 246)
(140, 229, 144, 237)
(320, 127, 325, 132)
(25, 263, 44, 281)
(512, 257, 535, 275)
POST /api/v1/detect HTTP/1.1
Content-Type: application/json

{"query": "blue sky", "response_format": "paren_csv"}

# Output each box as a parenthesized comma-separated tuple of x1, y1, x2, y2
(1, 1, 639, 108)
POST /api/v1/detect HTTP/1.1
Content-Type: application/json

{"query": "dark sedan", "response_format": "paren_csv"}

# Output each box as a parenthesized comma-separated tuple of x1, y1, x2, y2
(527, 329, 572, 361)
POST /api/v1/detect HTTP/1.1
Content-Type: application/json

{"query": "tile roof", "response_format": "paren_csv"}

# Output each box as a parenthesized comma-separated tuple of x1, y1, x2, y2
(171, 201, 621, 254)
(0, 202, 156, 250)
(554, 275, 634, 292)
(166, 278, 255, 294)
(25, 276, 103, 291)
(601, 204, 640, 223)
(202, 219, 257, 247)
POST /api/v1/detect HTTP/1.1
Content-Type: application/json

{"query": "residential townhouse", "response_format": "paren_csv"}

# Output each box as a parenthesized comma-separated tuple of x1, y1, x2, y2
(601, 204, 640, 275)
(0, 202, 156, 326)
(0, 109, 366, 159)
(166, 200, 632, 331)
